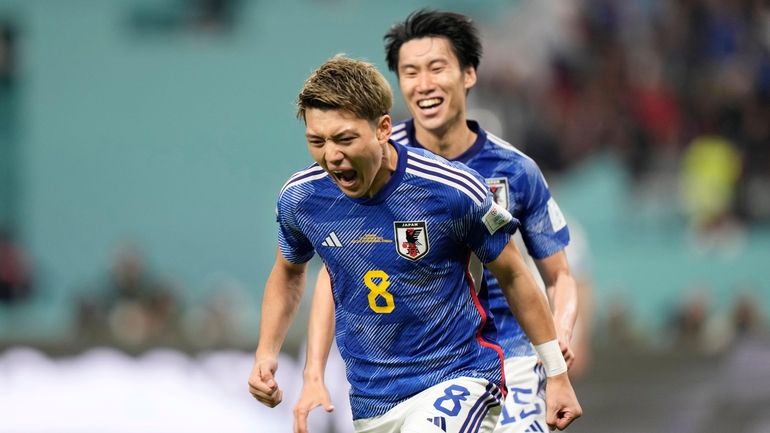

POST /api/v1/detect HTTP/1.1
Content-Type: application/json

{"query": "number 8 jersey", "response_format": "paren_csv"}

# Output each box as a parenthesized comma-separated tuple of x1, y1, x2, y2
(276, 142, 519, 420)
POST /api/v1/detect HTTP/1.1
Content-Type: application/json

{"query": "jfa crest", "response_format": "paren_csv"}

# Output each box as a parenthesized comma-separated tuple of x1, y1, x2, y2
(486, 178, 509, 210)
(394, 221, 429, 261)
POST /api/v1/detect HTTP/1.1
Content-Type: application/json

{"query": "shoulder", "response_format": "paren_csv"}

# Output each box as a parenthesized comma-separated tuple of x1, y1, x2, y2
(483, 131, 548, 186)
(404, 147, 488, 205)
(278, 163, 328, 202)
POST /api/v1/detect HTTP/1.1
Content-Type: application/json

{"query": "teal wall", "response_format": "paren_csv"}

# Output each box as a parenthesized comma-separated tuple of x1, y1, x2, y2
(1, 0, 512, 335)
(1, 0, 768, 337)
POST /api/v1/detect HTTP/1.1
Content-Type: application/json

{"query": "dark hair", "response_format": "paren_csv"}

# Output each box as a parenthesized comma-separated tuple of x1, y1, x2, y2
(297, 55, 392, 123)
(384, 9, 482, 74)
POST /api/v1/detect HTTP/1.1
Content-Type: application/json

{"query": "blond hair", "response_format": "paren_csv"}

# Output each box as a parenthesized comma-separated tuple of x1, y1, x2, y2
(297, 55, 392, 123)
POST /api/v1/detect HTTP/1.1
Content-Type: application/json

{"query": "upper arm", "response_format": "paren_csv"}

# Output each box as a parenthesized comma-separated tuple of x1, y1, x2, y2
(270, 247, 309, 285)
(485, 240, 531, 288)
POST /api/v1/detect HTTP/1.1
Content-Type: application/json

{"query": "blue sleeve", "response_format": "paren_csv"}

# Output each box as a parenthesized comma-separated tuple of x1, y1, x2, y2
(516, 158, 570, 259)
(451, 165, 520, 264)
(276, 190, 315, 264)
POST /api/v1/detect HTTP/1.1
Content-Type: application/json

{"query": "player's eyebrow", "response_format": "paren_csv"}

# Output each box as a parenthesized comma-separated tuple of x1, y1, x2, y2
(305, 128, 358, 140)
(400, 57, 448, 70)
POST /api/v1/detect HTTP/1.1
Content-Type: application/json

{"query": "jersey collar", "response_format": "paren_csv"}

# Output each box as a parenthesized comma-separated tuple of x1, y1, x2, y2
(404, 119, 487, 164)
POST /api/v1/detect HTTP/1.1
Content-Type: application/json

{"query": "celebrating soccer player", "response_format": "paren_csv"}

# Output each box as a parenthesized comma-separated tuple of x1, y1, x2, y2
(248, 55, 580, 433)
(295, 9, 583, 433)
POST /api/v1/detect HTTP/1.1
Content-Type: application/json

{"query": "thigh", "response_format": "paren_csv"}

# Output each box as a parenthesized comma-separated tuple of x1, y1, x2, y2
(354, 377, 503, 433)
(494, 356, 547, 433)
(402, 377, 503, 433)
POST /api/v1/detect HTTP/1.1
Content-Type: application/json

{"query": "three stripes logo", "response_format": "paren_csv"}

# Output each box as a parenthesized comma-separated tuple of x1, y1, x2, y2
(321, 232, 343, 247)
(426, 416, 447, 431)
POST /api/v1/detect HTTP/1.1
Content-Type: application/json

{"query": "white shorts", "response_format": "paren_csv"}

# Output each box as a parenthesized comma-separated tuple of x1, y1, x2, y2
(494, 356, 547, 433)
(353, 377, 503, 433)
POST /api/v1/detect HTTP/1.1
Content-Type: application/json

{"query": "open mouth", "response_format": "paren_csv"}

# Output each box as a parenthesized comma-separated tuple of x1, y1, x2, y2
(332, 169, 358, 186)
(417, 97, 443, 110)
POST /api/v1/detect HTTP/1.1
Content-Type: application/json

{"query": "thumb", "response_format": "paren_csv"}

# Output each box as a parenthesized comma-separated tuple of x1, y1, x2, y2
(556, 411, 575, 431)
(322, 394, 335, 412)
(260, 365, 276, 388)
(546, 405, 558, 431)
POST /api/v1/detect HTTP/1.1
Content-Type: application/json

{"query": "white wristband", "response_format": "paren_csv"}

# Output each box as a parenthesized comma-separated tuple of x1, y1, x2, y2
(534, 340, 567, 377)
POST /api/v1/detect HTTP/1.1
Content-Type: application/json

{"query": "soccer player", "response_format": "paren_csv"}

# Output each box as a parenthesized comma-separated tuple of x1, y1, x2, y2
(248, 55, 581, 433)
(295, 9, 581, 433)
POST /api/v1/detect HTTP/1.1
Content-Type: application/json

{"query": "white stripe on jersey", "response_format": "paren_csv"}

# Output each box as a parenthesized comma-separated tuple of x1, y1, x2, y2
(407, 151, 488, 197)
(486, 132, 529, 158)
(405, 167, 485, 205)
(487, 132, 550, 187)
(279, 165, 327, 196)
(391, 130, 408, 143)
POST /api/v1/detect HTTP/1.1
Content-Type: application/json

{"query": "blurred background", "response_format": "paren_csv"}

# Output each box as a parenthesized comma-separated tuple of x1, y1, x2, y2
(1, 0, 769, 432)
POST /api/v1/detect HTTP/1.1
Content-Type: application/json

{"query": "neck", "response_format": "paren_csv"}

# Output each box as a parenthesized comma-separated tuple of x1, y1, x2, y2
(414, 118, 476, 160)
(366, 142, 398, 198)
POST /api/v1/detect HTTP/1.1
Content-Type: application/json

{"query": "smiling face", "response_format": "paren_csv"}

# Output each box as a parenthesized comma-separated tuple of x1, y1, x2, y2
(305, 108, 393, 199)
(397, 37, 477, 136)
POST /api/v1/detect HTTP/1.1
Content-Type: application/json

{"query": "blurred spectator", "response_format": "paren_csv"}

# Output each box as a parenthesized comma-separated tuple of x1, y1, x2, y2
(730, 291, 767, 339)
(0, 20, 15, 85)
(182, 275, 250, 349)
(474, 0, 770, 227)
(681, 131, 745, 252)
(604, 294, 642, 347)
(0, 228, 34, 304)
(77, 243, 182, 346)
(668, 289, 711, 351)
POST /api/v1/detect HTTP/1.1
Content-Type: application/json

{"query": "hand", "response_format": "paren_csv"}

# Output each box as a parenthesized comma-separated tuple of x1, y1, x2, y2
(248, 357, 283, 407)
(293, 378, 335, 433)
(545, 373, 582, 431)
(559, 338, 575, 369)
(555, 322, 575, 369)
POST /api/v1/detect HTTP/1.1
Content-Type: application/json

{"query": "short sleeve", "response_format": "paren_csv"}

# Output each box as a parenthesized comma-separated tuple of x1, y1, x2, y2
(456, 181, 520, 264)
(517, 158, 570, 259)
(276, 191, 315, 264)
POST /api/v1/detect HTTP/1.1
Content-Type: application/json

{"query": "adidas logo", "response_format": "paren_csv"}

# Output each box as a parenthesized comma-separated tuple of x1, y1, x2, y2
(426, 416, 446, 431)
(321, 232, 343, 247)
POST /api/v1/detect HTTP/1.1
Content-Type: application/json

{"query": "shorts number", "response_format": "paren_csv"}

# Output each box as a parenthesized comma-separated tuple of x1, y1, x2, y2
(364, 270, 394, 313)
(500, 387, 543, 425)
(433, 384, 470, 417)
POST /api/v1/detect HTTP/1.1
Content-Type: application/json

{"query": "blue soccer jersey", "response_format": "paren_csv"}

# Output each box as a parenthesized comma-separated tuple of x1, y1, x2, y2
(392, 120, 570, 358)
(276, 142, 518, 420)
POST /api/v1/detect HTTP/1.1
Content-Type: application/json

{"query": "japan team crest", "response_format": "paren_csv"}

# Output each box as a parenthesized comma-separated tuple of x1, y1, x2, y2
(394, 221, 429, 261)
(486, 177, 509, 209)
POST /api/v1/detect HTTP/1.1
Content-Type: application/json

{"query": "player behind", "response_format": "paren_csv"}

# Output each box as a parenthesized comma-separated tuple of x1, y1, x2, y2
(295, 9, 582, 433)
(248, 55, 581, 433)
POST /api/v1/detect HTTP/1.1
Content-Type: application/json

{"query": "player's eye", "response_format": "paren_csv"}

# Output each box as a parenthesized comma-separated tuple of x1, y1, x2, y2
(338, 136, 355, 144)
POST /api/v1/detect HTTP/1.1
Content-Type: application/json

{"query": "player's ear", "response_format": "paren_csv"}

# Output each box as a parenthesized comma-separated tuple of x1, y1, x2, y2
(376, 114, 392, 143)
(463, 66, 477, 90)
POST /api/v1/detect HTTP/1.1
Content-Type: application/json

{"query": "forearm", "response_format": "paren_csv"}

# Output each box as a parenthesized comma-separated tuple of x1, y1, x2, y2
(547, 271, 578, 343)
(509, 274, 557, 345)
(256, 252, 307, 360)
(304, 265, 336, 381)
(537, 252, 579, 343)
(488, 243, 556, 345)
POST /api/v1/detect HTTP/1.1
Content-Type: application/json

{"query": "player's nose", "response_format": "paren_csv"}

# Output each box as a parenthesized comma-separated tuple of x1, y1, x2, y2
(324, 142, 344, 164)
(415, 71, 435, 93)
